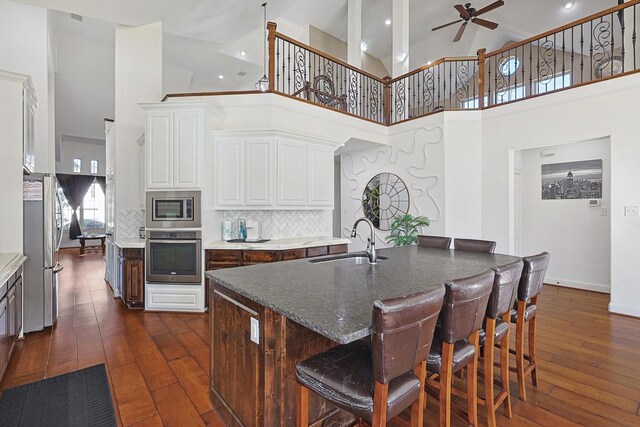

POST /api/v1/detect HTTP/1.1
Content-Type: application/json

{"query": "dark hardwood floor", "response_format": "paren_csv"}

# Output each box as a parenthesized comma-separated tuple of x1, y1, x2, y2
(1, 249, 639, 426)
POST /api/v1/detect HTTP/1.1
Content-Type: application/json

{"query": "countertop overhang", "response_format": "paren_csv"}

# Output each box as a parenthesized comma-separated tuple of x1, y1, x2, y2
(207, 246, 520, 344)
(0, 253, 27, 284)
(204, 236, 350, 250)
(114, 238, 145, 249)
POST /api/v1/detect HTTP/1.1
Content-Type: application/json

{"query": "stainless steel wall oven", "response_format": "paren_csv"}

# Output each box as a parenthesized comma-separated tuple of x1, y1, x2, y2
(146, 230, 202, 284)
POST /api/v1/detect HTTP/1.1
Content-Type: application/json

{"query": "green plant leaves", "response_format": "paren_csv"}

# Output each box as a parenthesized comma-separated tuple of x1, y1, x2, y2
(385, 214, 430, 247)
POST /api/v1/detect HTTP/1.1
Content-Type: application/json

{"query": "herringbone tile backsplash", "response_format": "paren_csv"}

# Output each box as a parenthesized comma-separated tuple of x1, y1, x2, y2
(223, 210, 332, 239)
(117, 209, 144, 238)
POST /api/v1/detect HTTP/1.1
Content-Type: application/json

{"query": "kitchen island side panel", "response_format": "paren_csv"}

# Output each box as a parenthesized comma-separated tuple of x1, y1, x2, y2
(209, 279, 355, 426)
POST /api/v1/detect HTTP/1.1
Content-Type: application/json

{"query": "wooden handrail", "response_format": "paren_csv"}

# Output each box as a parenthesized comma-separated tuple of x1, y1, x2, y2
(273, 30, 387, 83)
(485, 0, 640, 58)
(389, 56, 478, 84)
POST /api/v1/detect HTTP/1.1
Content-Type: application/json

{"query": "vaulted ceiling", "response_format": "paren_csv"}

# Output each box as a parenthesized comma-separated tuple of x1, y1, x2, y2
(19, 0, 615, 147)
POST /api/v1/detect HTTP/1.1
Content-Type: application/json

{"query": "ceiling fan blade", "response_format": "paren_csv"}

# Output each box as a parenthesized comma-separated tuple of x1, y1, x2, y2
(475, 0, 505, 16)
(454, 4, 471, 19)
(453, 22, 468, 42)
(472, 17, 499, 30)
(432, 19, 463, 31)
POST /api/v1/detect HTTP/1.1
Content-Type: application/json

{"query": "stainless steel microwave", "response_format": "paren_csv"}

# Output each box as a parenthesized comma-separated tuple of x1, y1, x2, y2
(146, 191, 201, 228)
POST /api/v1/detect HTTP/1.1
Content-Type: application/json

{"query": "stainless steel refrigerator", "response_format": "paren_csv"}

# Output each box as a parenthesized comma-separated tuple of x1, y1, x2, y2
(23, 173, 64, 333)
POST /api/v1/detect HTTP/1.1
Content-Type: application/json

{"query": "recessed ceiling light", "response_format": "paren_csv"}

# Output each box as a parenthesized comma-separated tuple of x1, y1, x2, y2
(218, 74, 224, 79)
(240, 51, 246, 56)
(564, 2, 575, 9)
(360, 41, 368, 52)
(385, 19, 391, 26)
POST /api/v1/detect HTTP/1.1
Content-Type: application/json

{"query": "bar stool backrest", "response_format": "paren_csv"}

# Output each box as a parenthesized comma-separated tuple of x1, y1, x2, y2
(439, 269, 495, 344)
(487, 260, 524, 319)
(417, 235, 452, 249)
(518, 252, 550, 301)
(453, 238, 497, 253)
(371, 287, 445, 384)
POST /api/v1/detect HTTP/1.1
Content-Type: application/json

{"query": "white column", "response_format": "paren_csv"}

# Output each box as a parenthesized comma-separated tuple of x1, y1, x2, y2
(347, 0, 362, 68)
(622, 0, 638, 72)
(392, 0, 409, 77)
(114, 22, 162, 226)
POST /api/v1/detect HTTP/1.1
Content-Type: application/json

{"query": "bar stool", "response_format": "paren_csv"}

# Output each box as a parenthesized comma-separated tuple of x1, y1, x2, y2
(426, 269, 495, 427)
(453, 238, 497, 253)
(418, 235, 452, 249)
(479, 260, 523, 427)
(295, 287, 445, 427)
(510, 252, 550, 401)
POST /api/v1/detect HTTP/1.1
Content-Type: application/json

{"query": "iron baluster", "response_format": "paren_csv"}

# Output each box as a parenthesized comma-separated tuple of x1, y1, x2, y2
(276, 38, 280, 91)
(287, 42, 291, 94)
(529, 42, 533, 94)
(553, 33, 557, 91)
(580, 24, 585, 83)
(634, 5, 637, 70)
(571, 27, 575, 86)
(590, 20, 593, 81)
(621, 9, 625, 73)
(611, 13, 615, 77)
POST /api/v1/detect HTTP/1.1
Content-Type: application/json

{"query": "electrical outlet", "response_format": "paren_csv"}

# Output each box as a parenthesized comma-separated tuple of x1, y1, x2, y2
(600, 208, 607, 216)
(624, 206, 639, 217)
(250, 317, 259, 344)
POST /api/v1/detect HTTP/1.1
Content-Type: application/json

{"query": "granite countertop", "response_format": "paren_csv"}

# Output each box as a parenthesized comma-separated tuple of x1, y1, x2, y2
(114, 238, 146, 249)
(0, 253, 27, 284)
(207, 246, 520, 344)
(204, 236, 351, 250)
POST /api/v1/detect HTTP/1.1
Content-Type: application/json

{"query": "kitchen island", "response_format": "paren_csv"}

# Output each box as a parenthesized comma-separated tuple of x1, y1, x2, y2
(206, 246, 520, 426)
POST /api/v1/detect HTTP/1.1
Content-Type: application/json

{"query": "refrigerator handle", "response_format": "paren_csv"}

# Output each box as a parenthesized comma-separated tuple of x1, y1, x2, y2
(53, 262, 64, 274)
(55, 190, 64, 250)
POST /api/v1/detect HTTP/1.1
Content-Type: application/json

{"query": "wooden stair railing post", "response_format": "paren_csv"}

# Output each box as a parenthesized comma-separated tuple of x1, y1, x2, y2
(267, 21, 277, 92)
(383, 76, 391, 125)
(477, 48, 486, 109)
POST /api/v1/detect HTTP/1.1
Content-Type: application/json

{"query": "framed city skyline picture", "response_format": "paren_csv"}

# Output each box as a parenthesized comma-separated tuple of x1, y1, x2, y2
(541, 159, 603, 200)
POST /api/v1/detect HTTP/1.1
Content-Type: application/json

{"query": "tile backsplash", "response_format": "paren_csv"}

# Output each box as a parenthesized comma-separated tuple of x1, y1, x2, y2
(223, 210, 332, 239)
(117, 209, 145, 239)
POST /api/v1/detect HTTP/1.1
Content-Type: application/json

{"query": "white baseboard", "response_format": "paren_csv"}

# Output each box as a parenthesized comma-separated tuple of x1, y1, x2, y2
(545, 276, 609, 294)
(608, 303, 640, 318)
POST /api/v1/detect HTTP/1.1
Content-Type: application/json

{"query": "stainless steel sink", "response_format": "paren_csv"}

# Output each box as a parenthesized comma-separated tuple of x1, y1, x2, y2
(309, 253, 388, 265)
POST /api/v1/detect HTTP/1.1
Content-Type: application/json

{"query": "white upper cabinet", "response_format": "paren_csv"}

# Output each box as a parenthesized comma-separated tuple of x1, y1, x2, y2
(143, 104, 207, 190)
(245, 138, 273, 206)
(277, 138, 308, 206)
(146, 111, 173, 189)
(173, 110, 201, 188)
(215, 139, 244, 206)
(308, 145, 334, 206)
(214, 132, 334, 210)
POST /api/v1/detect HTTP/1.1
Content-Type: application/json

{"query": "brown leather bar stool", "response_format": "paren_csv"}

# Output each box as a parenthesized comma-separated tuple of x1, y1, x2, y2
(479, 260, 523, 427)
(418, 235, 452, 249)
(453, 238, 497, 253)
(295, 287, 445, 427)
(425, 269, 495, 427)
(510, 252, 550, 401)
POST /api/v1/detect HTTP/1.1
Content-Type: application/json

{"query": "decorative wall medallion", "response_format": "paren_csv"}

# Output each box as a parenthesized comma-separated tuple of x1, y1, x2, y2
(362, 173, 410, 230)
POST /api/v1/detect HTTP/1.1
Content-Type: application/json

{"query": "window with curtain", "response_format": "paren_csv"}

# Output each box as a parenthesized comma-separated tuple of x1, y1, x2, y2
(60, 179, 106, 231)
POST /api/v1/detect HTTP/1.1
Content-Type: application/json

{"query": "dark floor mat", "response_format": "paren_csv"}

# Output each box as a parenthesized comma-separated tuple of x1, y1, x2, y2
(0, 364, 116, 427)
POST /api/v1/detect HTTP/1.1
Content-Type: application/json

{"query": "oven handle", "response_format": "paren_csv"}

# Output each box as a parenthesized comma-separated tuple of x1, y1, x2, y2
(147, 239, 202, 245)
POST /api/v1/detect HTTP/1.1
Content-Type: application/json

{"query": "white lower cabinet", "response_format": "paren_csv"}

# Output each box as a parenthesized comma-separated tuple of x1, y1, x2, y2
(145, 284, 204, 312)
(214, 133, 334, 209)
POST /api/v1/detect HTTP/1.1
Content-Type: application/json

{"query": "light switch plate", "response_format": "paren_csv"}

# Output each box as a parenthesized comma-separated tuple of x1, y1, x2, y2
(600, 208, 607, 216)
(624, 206, 639, 217)
(250, 317, 259, 344)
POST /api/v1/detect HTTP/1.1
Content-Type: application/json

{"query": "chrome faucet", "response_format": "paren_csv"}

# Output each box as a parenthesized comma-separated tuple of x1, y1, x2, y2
(350, 217, 378, 263)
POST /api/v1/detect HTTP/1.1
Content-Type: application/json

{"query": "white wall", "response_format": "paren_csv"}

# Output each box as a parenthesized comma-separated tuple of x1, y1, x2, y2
(517, 138, 611, 293)
(341, 115, 445, 251)
(55, 136, 106, 175)
(0, 1, 54, 173)
(114, 21, 162, 240)
(481, 73, 640, 317)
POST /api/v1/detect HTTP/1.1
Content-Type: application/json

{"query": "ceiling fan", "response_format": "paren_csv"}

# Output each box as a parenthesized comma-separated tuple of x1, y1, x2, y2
(432, 1, 504, 42)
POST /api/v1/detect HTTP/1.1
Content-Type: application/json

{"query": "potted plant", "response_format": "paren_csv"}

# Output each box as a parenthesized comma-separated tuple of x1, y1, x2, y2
(385, 214, 430, 247)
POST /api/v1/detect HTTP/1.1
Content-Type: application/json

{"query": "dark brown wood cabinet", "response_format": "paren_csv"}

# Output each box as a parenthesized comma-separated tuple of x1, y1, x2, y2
(118, 248, 145, 309)
(1, 265, 23, 382)
(205, 243, 348, 272)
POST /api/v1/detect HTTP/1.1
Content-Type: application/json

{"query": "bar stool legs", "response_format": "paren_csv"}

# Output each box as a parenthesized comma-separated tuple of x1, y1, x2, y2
(411, 361, 427, 427)
(439, 342, 453, 427)
(482, 315, 513, 427)
(514, 296, 539, 402)
(466, 332, 479, 427)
